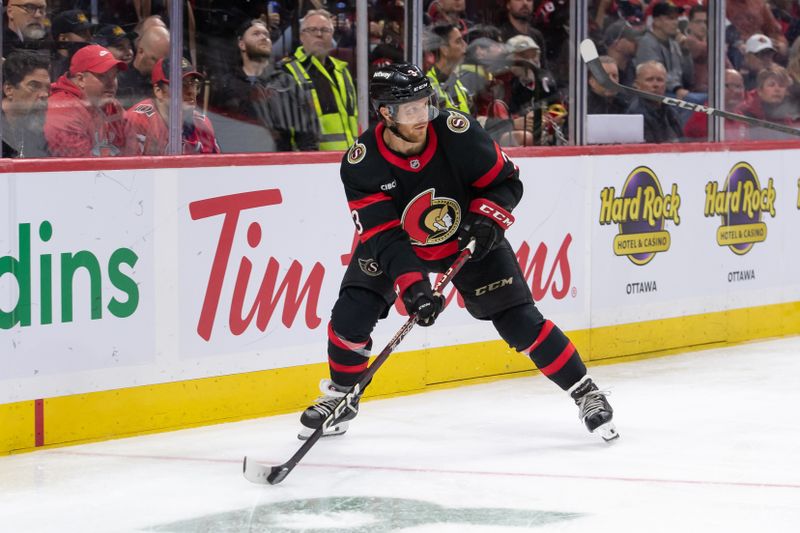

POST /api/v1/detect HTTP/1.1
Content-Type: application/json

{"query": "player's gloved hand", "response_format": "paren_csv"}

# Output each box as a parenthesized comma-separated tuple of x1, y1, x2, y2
(402, 280, 445, 327)
(457, 199, 515, 260)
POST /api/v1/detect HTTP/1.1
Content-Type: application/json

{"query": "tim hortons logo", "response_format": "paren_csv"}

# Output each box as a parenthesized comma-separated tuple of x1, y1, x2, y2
(189, 189, 575, 342)
(189, 189, 325, 341)
(360, 232, 576, 316)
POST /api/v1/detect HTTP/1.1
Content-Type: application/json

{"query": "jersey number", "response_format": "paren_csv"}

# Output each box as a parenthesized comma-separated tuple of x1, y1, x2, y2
(351, 210, 364, 234)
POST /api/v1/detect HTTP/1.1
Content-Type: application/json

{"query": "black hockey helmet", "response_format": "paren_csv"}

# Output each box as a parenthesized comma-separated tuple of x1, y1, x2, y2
(370, 62, 438, 122)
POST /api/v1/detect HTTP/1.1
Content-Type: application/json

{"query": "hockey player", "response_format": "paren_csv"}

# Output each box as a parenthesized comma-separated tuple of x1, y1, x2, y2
(299, 63, 618, 442)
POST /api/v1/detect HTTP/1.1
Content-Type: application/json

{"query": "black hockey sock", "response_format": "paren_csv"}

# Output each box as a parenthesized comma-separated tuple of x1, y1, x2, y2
(327, 321, 371, 387)
(522, 319, 587, 391)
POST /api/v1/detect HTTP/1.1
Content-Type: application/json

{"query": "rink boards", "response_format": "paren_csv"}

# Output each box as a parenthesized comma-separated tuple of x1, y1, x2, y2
(2, 143, 800, 453)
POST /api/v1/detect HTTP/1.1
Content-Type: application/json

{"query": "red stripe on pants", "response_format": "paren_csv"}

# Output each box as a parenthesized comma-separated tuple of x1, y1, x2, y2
(539, 343, 576, 376)
(329, 357, 369, 373)
(523, 320, 554, 355)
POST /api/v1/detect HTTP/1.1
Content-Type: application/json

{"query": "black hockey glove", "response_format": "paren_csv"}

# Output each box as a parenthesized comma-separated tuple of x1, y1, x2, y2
(402, 280, 445, 327)
(457, 199, 516, 260)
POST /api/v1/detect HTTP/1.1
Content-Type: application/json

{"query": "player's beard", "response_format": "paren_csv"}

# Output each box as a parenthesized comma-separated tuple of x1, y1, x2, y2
(387, 119, 427, 149)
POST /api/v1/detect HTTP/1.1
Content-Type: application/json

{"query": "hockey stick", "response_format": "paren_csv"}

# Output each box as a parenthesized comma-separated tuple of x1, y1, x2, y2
(243, 239, 476, 485)
(579, 39, 800, 138)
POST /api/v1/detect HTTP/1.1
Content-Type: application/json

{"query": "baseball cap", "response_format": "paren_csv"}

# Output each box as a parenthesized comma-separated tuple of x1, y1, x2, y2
(52, 9, 93, 39)
(506, 35, 540, 54)
(93, 24, 137, 47)
(745, 34, 775, 54)
(603, 20, 644, 47)
(651, 1, 681, 18)
(151, 56, 204, 85)
(69, 44, 128, 75)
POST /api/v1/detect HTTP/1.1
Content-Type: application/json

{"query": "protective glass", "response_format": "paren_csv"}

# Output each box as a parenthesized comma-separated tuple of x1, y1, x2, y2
(387, 95, 439, 125)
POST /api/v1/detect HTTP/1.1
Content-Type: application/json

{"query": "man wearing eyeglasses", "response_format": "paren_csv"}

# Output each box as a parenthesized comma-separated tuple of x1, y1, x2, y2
(1, 50, 50, 157)
(125, 56, 219, 155)
(3, 1, 48, 56)
(44, 44, 134, 157)
(282, 9, 358, 151)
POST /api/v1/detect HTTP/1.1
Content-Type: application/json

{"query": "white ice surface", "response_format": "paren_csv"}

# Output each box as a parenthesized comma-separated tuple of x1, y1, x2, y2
(2, 336, 799, 533)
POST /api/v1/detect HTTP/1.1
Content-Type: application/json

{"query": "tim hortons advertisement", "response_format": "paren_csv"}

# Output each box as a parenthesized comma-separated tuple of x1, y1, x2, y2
(591, 150, 799, 329)
(1, 170, 156, 403)
(178, 159, 589, 373)
(4, 148, 798, 403)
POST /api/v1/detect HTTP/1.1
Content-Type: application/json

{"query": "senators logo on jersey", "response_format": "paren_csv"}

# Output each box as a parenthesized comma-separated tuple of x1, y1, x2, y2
(446, 111, 470, 133)
(358, 258, 383, 276)
(401, 188, 461, 245)
(347, 142, 367, 165)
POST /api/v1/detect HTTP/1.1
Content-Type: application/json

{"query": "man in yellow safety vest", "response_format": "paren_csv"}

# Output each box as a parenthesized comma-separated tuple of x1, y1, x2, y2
(282, 9, 358, 151)
(425, 23, 472, 114)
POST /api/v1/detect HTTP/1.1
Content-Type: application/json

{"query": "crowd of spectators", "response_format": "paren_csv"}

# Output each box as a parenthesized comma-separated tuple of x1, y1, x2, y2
(3, 0, 800, 159)
(588, 0, 800, 142)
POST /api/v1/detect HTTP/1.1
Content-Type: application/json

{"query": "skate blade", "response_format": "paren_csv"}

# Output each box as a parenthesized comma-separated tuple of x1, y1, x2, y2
(297, 421, 349, 441)
(594, 422, 619, 442)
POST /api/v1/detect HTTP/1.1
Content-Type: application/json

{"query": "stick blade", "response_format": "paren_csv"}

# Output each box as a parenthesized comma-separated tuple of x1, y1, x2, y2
(579, 39, 599, 63)
(242, 456, 291, 485)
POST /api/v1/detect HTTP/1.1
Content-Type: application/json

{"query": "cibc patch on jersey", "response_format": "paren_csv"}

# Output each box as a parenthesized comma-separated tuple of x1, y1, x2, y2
(446, 110, 470, 133)
(347, 142, 367, 165)
(401, 188, 461, 245)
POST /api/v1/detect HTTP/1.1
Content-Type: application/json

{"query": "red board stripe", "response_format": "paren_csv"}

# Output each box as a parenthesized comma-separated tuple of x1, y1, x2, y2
(35, 399, 44, 447)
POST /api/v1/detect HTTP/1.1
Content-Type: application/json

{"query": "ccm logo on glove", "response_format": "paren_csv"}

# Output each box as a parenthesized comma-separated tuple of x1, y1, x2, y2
(470, 199, 515, 229)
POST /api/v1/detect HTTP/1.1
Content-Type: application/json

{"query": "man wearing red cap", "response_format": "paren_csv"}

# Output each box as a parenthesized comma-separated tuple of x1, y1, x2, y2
(125, 57, 219, 155)
(44, 44, 133, 157)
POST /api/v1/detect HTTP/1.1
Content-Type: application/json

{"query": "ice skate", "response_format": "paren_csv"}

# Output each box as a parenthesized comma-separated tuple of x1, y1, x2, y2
(298, 379, 361, 440)
(569, 376, 619, 442)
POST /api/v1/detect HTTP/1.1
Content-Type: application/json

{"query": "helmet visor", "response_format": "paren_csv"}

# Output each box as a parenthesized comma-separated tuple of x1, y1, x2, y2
(387, 95, 440, 124)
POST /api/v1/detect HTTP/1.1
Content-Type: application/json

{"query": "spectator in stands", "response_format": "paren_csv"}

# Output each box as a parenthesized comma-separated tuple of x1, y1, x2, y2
(117, 26, 170, 108)
(50, 9, 93, 79)
(726, 0, 788, 58)
(587, 55, 629, 114)
(785, 36, 800, 116)
(603, 19, 642, 87)
(635, 1, 692, 99)
(741, 34, 777, 90)
(457, 26, 508, 116)
(282, 9, 357, 151)
(682, 5, 708, 93)
(683, 69, 748, 141)
(369, 18, 404, 73)
(210, 18, 318, 152)
(126, 57, 219, 155)
(1, 50, 50, 157)
(132, 15, 167, 48)
(627, 60, 683, 143)
(532, 0, 570, 86)
(426, 23, 471, 114)
(426, 0, 471, 35)
(591, 0, 644, 41)
(93, 24, 136, 66)
(44, 44, 133, 157)
(497, 0, 547, 63)
(3, 0, 48, 55)
(741, 65, 796, 139)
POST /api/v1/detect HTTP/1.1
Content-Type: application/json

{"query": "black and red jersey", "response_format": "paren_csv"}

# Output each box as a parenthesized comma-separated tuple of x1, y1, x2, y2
(340, 109, 522, 289)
